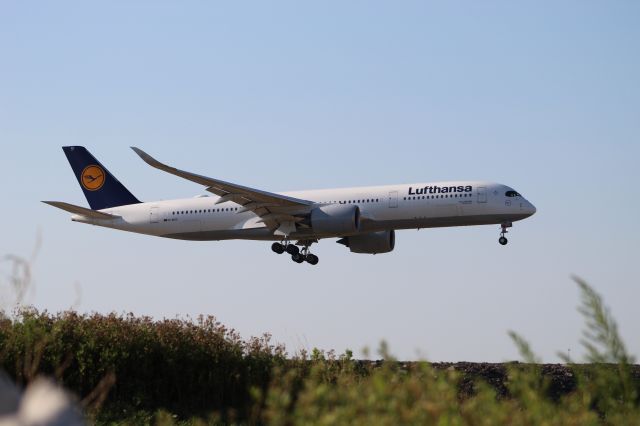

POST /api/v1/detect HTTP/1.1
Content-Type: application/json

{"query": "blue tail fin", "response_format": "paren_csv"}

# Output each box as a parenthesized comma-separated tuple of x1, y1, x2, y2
(63, 146, 141, 210)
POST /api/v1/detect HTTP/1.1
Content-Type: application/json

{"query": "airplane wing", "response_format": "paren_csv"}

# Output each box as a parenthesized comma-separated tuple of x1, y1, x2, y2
(42, 201, 120, 219)
(130, 147, 314, 235)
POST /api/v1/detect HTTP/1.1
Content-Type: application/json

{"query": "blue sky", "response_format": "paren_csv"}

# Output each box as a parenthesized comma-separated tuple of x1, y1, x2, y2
(1, 1, 639, 361)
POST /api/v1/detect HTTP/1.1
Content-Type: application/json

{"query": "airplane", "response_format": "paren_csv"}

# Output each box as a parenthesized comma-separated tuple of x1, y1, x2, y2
(44, 146, 537, 265)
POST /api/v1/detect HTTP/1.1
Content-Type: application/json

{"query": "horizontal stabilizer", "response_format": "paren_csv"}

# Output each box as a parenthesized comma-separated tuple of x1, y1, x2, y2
(41, 201, 119, 220)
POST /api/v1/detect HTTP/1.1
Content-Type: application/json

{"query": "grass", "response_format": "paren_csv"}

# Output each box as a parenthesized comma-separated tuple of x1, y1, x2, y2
(0, 255, 638, 424)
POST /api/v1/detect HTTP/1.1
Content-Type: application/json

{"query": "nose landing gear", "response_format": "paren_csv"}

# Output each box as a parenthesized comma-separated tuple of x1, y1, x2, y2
(499, 222, 512, 245)
(271, 240, 319, 265)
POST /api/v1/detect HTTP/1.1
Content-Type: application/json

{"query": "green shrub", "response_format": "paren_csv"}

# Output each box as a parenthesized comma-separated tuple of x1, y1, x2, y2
(0, 278, 638, 424)
(252, 277, 640, 425)
(0, 310, 286, 421)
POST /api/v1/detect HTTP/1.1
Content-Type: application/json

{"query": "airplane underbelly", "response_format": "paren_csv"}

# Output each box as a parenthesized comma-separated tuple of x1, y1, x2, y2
(181, 219, 203, 233)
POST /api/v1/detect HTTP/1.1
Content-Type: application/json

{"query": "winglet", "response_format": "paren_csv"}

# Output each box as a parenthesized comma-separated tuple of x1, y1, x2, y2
(130, 146, 158, 165)
(130, 146, 161, 168)
(42, 201, 120, 220)
(131, 146, 183, 176)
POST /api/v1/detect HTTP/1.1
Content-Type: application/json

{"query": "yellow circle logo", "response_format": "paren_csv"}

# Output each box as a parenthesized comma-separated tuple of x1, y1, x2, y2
(81, 165, 105, 191)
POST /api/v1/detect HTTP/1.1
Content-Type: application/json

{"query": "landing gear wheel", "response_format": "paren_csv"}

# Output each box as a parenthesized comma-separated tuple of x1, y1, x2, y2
(271, 242, 285, 254)
(286, 244, 300, 256)
(306, 254, 319, 265)
(291, 253, 305, 263)
(498, 222, 512, 246)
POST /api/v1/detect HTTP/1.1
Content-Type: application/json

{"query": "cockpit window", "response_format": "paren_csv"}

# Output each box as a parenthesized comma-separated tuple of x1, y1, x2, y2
(505, 190, 521, 197)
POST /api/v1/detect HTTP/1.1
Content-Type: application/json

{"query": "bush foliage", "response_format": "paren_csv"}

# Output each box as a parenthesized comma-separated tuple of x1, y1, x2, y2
(0, 311, 285, 421)
(0, 278, 638, 425)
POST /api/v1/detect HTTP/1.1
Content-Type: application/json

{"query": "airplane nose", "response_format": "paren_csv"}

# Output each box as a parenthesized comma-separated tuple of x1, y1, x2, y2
(527, 202, 537, 216)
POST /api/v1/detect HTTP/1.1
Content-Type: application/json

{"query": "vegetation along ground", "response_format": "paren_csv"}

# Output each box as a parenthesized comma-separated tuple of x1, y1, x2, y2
(0, 273, 638, 424)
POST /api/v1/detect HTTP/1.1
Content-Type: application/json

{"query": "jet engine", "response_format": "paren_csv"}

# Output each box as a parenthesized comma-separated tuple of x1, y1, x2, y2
(337, 230, 395, 254)
(310, 204, 360, 235)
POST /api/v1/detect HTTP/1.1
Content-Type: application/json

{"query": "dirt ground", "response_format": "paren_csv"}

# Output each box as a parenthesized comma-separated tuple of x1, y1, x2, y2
(354, 361, 640, 400)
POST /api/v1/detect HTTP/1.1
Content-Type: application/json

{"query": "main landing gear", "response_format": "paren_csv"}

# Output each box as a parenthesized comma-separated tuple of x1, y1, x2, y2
(271, 241, 319, 265)
(499, 222, 512, 245)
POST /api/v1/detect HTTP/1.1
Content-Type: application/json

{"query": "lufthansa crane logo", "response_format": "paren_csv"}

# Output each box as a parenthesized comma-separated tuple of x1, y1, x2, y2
(81, 165, 105, 191)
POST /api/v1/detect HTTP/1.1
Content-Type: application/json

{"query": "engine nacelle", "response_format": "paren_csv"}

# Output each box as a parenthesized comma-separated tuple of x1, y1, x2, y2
(337, 230, 395, 254)
(310, 204, 360, 235)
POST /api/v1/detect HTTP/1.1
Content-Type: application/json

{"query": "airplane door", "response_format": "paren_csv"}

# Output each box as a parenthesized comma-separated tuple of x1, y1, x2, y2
(149, 206, 160, 223)
(388, 191, 398, 208)
(477, 186, 487, 203)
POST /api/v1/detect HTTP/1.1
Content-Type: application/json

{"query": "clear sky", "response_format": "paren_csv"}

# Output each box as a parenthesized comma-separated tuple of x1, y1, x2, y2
(1, 1, 639, 362)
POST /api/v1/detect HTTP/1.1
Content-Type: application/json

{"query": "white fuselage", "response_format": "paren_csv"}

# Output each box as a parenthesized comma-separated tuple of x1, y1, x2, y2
(71, 181, 536, 241)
